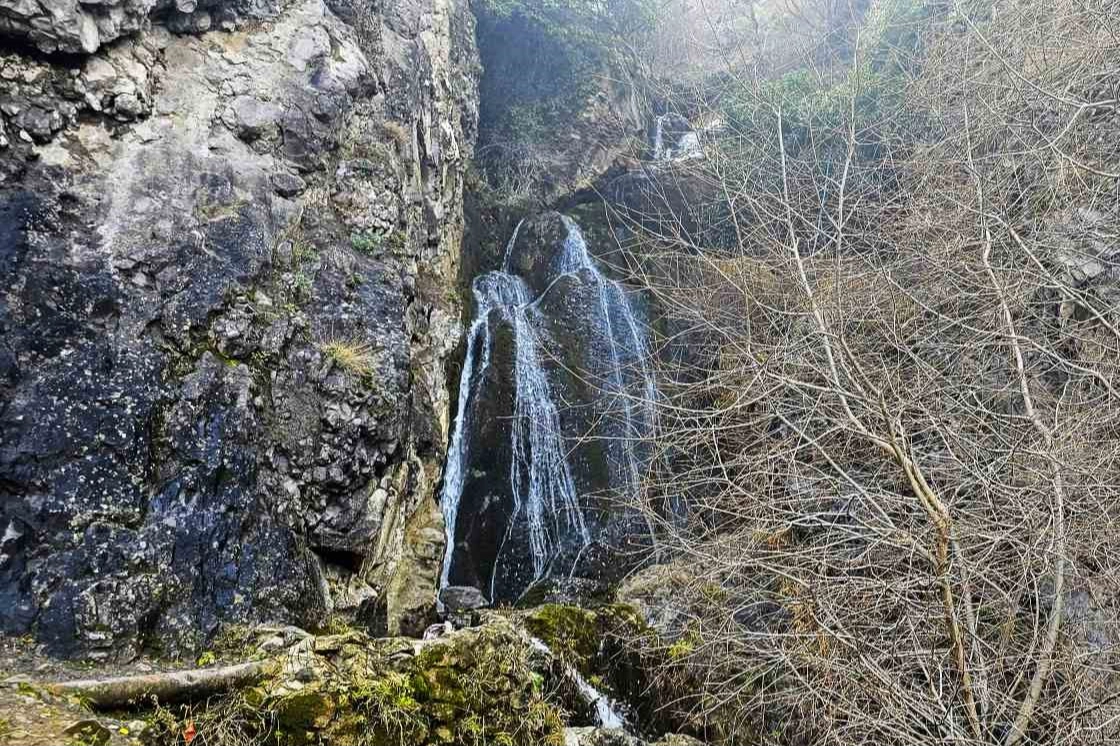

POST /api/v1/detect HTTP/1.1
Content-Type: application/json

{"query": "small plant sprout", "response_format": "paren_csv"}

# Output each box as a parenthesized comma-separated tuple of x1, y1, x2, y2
(350, 231, 384, 255)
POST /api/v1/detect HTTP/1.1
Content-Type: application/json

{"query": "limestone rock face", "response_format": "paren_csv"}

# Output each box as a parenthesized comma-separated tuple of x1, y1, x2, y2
(0, 0, 479, 659)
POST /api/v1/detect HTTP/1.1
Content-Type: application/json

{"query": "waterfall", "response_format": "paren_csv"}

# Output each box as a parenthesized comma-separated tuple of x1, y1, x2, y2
(439, 222, 528, 594)
(440, 214, 657, 602)
(547, 216, 657, 498)
(675, 130, 700, 157)
(652, 113, 701, 162)
(498, 279, 590, 598)
(652, 114, 667, 161)
(501, 217, 526, 269)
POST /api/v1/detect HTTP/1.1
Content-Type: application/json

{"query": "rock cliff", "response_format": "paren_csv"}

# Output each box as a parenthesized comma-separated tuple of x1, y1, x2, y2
(0, 0, 479, 659)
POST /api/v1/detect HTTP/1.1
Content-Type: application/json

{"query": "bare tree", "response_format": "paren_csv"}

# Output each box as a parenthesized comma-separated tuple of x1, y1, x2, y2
(620, 0, 1120, 742)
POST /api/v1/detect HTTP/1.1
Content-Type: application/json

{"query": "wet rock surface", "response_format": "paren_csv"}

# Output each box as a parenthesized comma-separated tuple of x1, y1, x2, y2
(0, 0, 479, 659)
(441, 212, 656, 604)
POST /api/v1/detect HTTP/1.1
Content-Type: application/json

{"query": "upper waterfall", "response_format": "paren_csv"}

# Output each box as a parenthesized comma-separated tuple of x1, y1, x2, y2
(652, 113, 702, 161)
(439, 212, 657, 604)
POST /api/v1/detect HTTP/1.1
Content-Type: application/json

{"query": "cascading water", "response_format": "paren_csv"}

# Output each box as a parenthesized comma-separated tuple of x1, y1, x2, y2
(652, 114, 667, 161)
(440, 213, 657, 603)
(652, 113, 702, 162)
(548, 216, 657, 500)
(529, 637, 629, 730)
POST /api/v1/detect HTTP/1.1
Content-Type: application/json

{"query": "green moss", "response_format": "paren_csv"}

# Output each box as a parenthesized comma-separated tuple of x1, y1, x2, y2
(667, 631, 698, 661)
(348, 670, 427, 743)
(210, 624, 268, 661)
(522, 603, 648, 679)
(522, 605, 599, 675)
(602, 603, 646, 632)
(292, 271, 314, 302)
(291, 240, 318, 267)
(276, 688, 336, 731)
(142, 625, 567, 746)
(417, 667, 468, 706)
(350, 231, 384, 255)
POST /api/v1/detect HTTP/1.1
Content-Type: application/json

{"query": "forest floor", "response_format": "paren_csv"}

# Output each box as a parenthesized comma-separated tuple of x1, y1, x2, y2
(0, 636, 182, 745)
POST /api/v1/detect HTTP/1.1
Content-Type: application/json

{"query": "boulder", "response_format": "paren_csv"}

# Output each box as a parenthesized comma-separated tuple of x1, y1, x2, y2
(615, 564, 697, 641)
(439, 585, 489, 617)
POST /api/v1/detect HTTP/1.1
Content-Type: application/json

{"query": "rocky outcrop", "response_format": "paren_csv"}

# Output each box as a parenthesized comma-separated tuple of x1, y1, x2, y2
(7, 609, 705, 744)
(230, 620, 569, 745)
(0, 0, 479, 659)
(473, 6, 643, 206)
(0, 35, 159, 153)
(0, 0, 283, 55)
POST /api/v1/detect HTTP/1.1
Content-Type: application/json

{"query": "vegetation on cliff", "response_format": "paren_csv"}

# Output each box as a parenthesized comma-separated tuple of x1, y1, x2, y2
(473, 0, 656, 202)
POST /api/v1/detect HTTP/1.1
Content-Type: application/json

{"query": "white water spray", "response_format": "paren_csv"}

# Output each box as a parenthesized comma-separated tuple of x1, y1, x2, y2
(652, 113, 702, 161)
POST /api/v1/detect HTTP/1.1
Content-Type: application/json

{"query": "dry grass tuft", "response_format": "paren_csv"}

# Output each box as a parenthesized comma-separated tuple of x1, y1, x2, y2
(320, 337, 377, 378)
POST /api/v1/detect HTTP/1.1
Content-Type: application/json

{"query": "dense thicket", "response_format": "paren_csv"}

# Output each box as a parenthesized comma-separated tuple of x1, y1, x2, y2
(622, 0, 1120, 742)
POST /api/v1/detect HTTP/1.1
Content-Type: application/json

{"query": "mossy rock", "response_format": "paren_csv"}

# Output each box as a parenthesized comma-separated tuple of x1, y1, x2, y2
(415, 666, 469, 706)
(275, 687, 336, 731)
(522, 604, 601, 674)
(139, 622, 571, 745)
(522, 603, 647, 678)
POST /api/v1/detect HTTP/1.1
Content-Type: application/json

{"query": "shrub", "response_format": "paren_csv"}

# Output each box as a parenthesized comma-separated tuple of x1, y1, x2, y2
(624, 0, 1120, 743)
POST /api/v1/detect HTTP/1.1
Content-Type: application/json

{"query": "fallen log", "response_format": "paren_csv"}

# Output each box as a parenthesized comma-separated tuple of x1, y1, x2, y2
(45, 658, 279, 709)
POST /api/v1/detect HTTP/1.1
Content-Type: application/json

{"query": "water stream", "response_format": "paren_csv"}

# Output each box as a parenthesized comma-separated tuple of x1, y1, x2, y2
(529, 637, 629, 730)
(652, 114, 702, 161)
